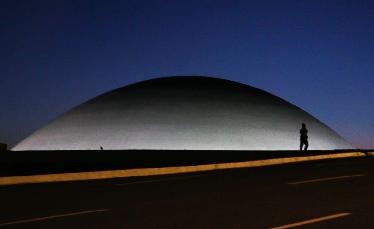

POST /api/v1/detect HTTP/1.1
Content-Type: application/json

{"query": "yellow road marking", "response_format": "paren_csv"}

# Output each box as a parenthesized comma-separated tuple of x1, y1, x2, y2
(288, 174, 365, 185)
(270, 213, 351, 229)
(365, 151, 374, 156)
(0, 151, 365, 185)
(0, 209, 109, 227)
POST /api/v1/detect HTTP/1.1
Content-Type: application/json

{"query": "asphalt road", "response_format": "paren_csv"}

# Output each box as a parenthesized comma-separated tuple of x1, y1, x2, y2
(0, 157, 373, 228)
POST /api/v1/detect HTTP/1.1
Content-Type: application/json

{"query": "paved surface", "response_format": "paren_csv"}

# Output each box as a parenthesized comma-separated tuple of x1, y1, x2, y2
(0, 157, 373, 228)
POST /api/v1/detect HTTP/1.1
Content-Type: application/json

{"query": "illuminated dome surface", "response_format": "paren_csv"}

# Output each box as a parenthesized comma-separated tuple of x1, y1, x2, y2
(13, 76, 352, 151)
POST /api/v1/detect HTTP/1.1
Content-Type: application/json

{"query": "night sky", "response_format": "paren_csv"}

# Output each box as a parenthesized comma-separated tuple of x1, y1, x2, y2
(1, 0, 373, 149)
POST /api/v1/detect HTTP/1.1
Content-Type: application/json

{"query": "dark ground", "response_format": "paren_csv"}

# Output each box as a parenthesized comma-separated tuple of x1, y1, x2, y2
(0, 156, 373, 228)
(0, 149, 368, 176)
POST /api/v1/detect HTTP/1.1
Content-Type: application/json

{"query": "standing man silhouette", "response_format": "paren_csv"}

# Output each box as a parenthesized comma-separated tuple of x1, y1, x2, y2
(300, 123, 309, 151)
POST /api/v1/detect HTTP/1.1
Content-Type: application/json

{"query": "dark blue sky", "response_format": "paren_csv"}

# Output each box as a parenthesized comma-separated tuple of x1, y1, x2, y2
(1, 0, 373, 148)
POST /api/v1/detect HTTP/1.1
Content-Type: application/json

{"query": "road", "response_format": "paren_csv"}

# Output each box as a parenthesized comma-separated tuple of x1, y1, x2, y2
(0, 157, 373, 228)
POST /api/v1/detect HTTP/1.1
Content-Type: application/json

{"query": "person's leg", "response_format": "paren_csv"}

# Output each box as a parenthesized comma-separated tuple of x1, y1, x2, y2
(300, 138, 303, 151)
(304, 140, 309, 151)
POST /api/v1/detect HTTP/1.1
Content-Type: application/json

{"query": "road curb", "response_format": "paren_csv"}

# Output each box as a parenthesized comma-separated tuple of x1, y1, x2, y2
(0, 151, 369, 186)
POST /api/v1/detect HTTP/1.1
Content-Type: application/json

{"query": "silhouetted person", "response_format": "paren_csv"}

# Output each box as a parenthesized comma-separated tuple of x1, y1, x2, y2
(300, 123, 309, 151)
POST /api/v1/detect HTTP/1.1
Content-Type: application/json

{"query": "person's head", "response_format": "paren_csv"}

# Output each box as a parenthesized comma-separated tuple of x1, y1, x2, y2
(302, 123, 306, 128)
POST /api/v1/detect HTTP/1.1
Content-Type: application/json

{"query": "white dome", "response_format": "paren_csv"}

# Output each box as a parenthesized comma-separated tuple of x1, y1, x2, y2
(13, 76, 352, 150)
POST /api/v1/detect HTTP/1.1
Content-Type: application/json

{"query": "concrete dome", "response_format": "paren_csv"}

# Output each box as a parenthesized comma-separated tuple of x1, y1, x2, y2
(13, 76, 352, 151)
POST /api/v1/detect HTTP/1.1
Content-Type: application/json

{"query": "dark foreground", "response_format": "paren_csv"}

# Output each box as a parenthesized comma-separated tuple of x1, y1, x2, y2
(0, 149, 367, 176)
(0, 156, 373, 228)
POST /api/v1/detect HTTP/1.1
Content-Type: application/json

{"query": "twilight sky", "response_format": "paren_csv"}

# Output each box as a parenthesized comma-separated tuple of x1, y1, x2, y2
(1, 0, 373, 149)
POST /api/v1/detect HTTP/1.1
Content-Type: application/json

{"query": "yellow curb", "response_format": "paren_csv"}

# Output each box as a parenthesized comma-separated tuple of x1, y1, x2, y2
(364, 151, 374, 156)
(0, 152, 367, 186)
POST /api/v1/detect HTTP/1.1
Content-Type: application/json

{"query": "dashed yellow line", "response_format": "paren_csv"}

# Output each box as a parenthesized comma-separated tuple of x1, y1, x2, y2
(0, 209, 109, 227)
(270, 212, 351, 229)
(288, 174, 365, 185)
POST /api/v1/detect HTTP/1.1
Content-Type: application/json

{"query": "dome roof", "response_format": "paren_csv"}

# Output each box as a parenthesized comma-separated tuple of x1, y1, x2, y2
(13, 76, 352, 150)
